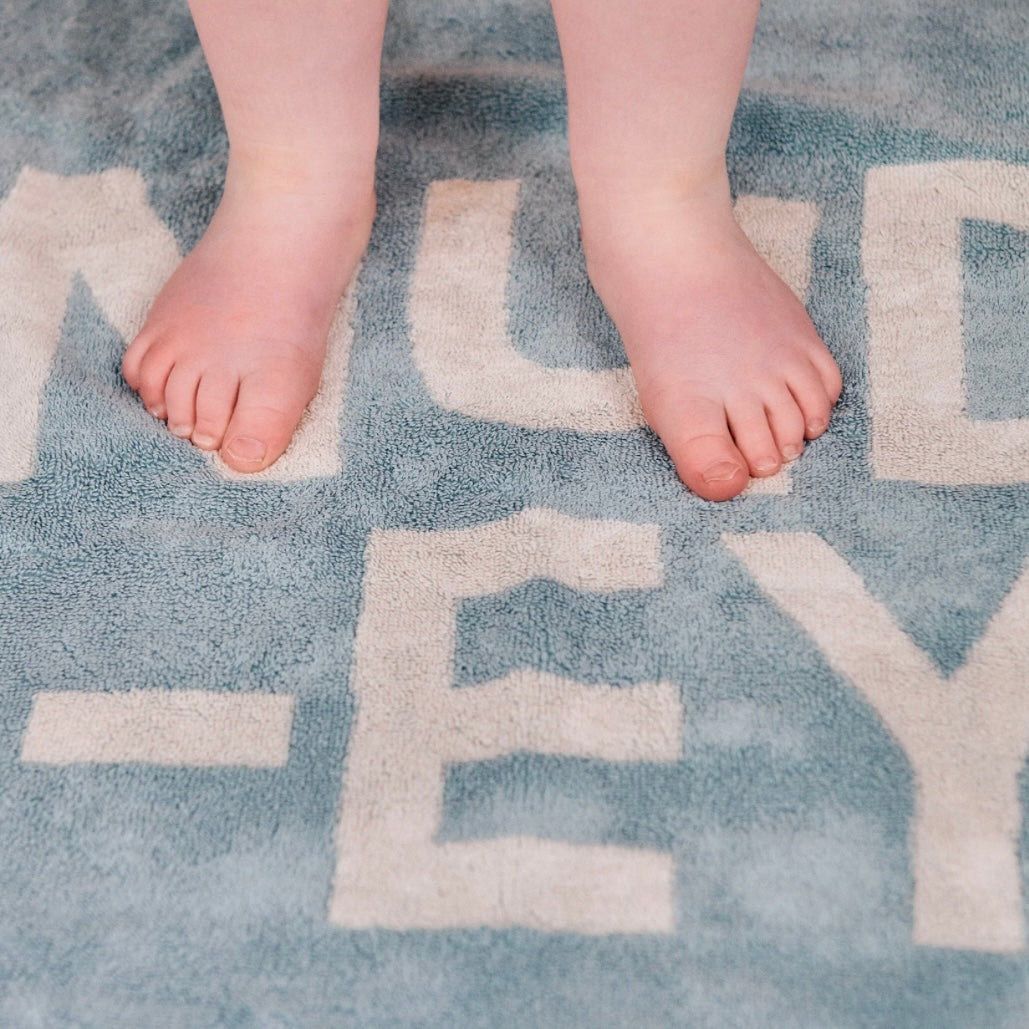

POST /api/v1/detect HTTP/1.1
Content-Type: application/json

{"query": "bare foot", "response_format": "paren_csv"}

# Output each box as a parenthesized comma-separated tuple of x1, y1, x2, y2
(577, 174, 842, 501)
(122, 156, 375, 472)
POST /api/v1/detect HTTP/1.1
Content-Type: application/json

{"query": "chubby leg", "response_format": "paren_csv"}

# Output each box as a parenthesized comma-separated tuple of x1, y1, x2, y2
(550, 0, 842, 500)
(122, 0, 388, 471)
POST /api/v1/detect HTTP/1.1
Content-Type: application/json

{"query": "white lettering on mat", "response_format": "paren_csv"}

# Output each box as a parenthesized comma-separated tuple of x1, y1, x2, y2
(15, 162, 1029, 487)
(410, 178, 817, 484)
(409, 178, 644, 431)
(0, 167, 355, 483)
(20, 689, 294, 767)
(0, 167, 179, 482)
(4, 168, 815, 484)
(862, 160, 1029, 484)
(724, 531, 1029, 953)
(330, 508, 682, 933)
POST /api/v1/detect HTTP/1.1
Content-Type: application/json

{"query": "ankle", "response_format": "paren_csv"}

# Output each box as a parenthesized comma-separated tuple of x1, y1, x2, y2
(576, 165, 736, 270)
(224, 141, 378, 203)
(573, 151, 730, 206)
(574, 160, 733, 249)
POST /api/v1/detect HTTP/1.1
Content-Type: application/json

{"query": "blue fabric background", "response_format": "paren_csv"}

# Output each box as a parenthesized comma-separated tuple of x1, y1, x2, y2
(1, 1, 1027, 1025)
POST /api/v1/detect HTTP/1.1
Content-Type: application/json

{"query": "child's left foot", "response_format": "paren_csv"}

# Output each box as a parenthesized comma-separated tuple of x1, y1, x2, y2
(577, 174, 842, 501)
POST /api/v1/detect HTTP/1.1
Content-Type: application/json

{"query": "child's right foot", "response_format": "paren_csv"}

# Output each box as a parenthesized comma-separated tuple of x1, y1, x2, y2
(122, 154, 375, 472)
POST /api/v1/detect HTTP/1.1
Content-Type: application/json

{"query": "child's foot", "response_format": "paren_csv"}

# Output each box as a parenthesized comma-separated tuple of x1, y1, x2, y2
(122, 156, 375, 472)
(577, 174, 842, 501)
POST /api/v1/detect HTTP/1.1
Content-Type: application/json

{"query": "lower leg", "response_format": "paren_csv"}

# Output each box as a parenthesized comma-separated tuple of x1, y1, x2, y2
(123, 0, 389, 471)
(551, 0, 842, 500)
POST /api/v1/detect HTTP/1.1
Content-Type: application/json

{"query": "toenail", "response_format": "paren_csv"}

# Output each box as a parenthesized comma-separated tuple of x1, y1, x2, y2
(192, 433, 217, 450)
(755, 459, 779, 475)
(227, 436, 267, 463)
(703, 461, 744, 483)
(168, 423, 192, 438)
(783, 444, 802, 460)
(147, 405, 166, 420)
(807, 421, 827, 435)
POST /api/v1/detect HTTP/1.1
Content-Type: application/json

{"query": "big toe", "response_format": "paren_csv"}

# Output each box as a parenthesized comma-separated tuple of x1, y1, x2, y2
(677, 435, 750, 501)
(220, 365, 318, 473)
(649, 394, 750, 501)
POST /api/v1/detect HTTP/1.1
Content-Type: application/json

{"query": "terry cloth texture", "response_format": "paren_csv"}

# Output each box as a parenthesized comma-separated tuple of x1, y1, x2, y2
(2, 1, 1029, 1025)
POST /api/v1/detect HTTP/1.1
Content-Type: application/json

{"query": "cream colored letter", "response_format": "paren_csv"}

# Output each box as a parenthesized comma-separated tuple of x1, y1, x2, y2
(725, 531, 1029, 952)
(331, 508, 683, 933)
(0, 167, 179, 481)
(863, 160, 1029, 484)
(21, 689, 294, 767)
(410, 178, 817, 477)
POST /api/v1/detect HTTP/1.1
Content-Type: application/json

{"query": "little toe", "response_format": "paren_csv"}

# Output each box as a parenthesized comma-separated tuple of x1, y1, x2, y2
(764, 387, 806, 461)
(653, 397, 750, 501)
(121, 329, 156, 392)
(726, 398, 783, 478)
(134, 345, 174, 420)
(192, 368, 240, 451)
(220, 367, 315, 472)
(121, 342, 143, 391)
(163, 364, 200, 440)
(808, 344, 843, 404)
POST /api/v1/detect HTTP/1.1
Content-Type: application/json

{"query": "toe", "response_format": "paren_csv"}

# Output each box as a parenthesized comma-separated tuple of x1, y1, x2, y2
(648, 393, 750, 501)
(121, 333, 147, 391)
(122, 326, 164, 393)
(808, 343, 843, 404)
(786, 362, 834, 440)
(220, 365, 317, 473)
(163, 364, 200, 440)
(726, 397, 783, 478)
(192, 368, 240, 451)
(134, 344, 173, 420)
(764, 386, 806, 461)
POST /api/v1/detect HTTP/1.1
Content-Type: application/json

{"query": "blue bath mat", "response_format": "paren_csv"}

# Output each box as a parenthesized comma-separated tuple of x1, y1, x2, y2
(2, 1, 1028, 1025)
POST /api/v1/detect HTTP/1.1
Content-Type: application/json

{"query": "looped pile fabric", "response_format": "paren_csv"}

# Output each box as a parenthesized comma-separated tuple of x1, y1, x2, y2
(1, 1, 1027, 1025)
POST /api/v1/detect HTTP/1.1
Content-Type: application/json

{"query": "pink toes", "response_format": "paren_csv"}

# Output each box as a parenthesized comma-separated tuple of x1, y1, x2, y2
(644, 370, 843, 502)
(763, 386, 807, 462)
(726, 398, 784, 478)
(646, 395, 750, 502)
(785, 362, 835, 441)
(192, 368, 240, 451)
(122, 339, 318, 473)
(219, 365, 319, 472)
(675, 434, 750, 501)
(163, 364, 201, 439)
(123, 336, 172, 421)
(644, 345, 839, 500)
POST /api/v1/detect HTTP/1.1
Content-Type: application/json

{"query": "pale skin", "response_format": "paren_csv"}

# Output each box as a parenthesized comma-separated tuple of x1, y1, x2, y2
(122, 0, 842, 501)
